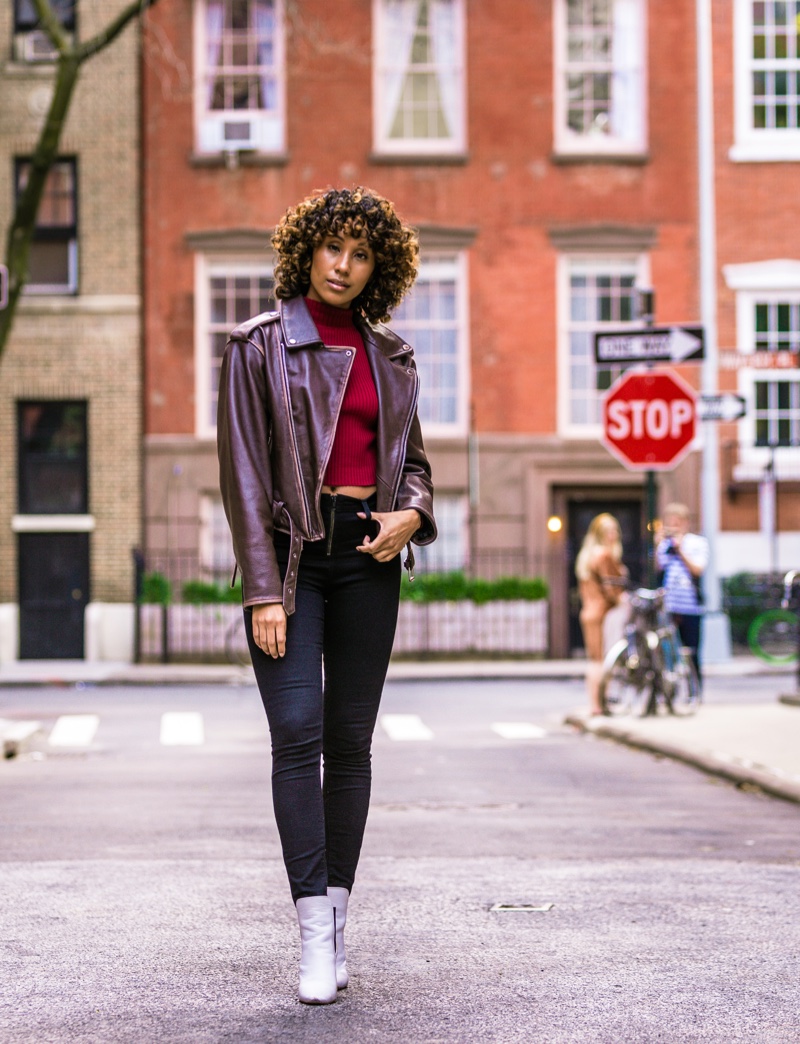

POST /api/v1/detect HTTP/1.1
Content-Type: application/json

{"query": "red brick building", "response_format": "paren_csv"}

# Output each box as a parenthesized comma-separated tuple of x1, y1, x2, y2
(712, 0, 800, 578)
(142, 0, 704, 655)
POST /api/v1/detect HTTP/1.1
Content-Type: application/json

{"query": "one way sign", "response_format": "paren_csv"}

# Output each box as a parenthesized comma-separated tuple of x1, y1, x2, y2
(594, 326, 705, 365)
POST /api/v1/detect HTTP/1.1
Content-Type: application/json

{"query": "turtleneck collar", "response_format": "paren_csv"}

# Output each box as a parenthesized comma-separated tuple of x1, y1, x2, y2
(304, 296, 358, 329)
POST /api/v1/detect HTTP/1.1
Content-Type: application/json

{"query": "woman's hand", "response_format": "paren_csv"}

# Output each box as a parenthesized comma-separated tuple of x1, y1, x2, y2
(251, 602, 287, 658)
(356, 508, 421, 562)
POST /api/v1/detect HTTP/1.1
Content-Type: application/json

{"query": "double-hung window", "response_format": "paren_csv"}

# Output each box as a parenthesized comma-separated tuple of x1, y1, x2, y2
(195, 258, 275, 436)
(13, 0, 75, 62)
(373, 0, 466, 156)
(389, 254, 468, 435)
(553, 0, 646, 157)
(559, 256, 645, 433)
(733, 0, 800, 160)
(724, 261, 800, 474)
(195, 0, 285, 155)
(15, 158, 78, 295)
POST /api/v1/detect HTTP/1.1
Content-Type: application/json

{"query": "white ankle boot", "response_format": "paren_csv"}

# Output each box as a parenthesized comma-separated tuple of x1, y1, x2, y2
(327, 887, 350, 989)
(295, 896, 337, 1004)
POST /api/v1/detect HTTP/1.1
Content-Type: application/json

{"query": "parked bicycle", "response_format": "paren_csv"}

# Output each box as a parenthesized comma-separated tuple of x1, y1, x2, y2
(225, 613, 251, 667)
(598, 585, 701, 717)
(747, 569, 800, 664)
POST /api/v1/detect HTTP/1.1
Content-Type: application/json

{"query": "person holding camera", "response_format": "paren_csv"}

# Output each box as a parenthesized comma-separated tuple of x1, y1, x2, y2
(656, 503, 709, 686)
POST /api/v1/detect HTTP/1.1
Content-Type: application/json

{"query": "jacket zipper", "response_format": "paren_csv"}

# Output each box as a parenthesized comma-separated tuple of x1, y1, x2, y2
(326, 493, 337, 556)
(278, 345, 313, 535)
(388, 367, 420, 506)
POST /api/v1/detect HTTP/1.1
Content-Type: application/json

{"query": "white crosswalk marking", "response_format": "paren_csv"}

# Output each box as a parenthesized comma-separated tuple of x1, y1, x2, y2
(491, 722, 547, 740)
(160, 712, 205, 746)
(380, 714, 433, 741)
(49, 714, 100, 747)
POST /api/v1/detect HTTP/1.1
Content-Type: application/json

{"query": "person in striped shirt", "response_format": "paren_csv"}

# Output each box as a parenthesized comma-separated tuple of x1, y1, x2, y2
(656, 503, 709, 687)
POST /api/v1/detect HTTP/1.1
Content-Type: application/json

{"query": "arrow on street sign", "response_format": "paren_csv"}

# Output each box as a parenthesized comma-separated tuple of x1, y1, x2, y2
(696, 393, 747, 422)
(594, 325, 705, 365)
(0, 264, 7, 310)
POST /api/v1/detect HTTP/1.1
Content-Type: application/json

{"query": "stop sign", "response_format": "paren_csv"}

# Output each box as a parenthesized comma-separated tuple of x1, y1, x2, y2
(601, 369, 697, 470)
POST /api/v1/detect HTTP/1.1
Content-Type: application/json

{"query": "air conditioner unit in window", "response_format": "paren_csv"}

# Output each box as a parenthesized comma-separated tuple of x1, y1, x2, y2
(20, 30, 59, 63)
(198, 115, 281, 155)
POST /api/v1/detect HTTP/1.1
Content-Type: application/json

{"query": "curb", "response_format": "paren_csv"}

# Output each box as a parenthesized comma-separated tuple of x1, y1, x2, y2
(565, 713, 800, 806)
(0, 719, 43, 759)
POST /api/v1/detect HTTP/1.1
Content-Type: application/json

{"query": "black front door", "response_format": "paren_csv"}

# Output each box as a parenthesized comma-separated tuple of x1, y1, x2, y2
(18, 532, 90, 659)
(566, 497, 645, 655)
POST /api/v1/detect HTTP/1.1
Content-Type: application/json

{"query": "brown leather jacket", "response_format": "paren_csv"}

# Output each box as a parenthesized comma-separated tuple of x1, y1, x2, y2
(217, 295, 436, 613)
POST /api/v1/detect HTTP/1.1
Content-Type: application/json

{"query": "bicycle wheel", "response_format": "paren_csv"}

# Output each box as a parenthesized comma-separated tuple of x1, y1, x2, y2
(225, 614, 252, 667)
(599, 640, 652, 717)
(747, 609, 798, 664)
(665, 650, 701, 715)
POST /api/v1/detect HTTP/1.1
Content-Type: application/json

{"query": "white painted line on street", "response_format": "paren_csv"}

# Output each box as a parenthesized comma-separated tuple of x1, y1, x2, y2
(48, 714, 100, 747)
(380, 714, 433, 742)
(160, 712, 205, 746)
(491, 722, 547, 740)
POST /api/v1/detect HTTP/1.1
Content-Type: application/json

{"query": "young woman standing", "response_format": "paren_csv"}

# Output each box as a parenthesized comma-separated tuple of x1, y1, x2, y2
(217, 187, 436, 1004)
(575, 513, 628, 715)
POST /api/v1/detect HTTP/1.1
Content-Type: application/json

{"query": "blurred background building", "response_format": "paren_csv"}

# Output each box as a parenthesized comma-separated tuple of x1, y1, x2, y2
(2, 1, 799, 661)
(0, 0, 142, 661)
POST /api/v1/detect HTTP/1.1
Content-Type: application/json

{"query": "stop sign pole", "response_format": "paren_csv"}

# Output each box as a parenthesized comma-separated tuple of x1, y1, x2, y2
(601, 368, 698, 584)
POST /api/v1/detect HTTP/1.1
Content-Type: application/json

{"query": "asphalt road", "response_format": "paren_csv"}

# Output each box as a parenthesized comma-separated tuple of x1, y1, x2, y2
(1, 677, 799, 1043)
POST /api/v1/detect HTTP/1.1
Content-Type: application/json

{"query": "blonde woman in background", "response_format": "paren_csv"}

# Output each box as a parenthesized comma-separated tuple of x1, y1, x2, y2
(576, 513, 629, 715)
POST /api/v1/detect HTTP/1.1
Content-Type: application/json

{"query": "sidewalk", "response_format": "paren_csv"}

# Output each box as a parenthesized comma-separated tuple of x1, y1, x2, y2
(1, 657, 799, 804)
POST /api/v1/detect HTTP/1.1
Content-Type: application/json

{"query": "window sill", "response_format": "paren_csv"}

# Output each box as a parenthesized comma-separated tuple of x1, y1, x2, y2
(12, 514, 95, 533)
(550, 150, 650, 166)
(2, 60, 58, 77)
(189, 151, 290, 169)
(368, 152, 470, 166)
(729, 142, 800, 163)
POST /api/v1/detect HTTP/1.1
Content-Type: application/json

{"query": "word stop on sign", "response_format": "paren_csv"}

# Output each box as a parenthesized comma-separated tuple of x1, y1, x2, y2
(606, 398, 694, 440)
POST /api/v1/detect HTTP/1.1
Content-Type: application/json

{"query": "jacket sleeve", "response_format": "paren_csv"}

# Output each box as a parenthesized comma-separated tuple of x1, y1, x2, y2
(397, 405, 437, 547)
(217, 336, 283, 607)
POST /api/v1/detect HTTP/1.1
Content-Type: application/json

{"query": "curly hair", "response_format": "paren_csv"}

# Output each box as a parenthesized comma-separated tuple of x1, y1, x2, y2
(271, 187, 419, 323)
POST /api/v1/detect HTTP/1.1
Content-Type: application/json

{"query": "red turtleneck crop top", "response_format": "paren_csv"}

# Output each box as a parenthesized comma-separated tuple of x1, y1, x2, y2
(305, 297, 379, 487)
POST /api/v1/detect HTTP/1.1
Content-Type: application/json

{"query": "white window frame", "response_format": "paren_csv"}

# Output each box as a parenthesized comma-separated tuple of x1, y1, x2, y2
(198, 493, 236, 576)
(194, 254, 275, 438)
(193, 0, 286, 155)
(414, 492, 468, 573)
(556, 252, 650, 437)
(725, 260, 800, 475)
(389, 252, 470, 438)
(372, 0, 466, 156)
(732, 0, 800, 162)
(553, 0, 647, 157)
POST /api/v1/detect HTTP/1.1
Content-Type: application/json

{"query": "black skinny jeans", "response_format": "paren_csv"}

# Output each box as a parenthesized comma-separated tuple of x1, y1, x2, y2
(245, 494, 401, 902)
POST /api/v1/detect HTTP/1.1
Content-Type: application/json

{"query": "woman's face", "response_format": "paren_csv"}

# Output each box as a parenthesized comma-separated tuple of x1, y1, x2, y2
(600, 520, 619, 545)
(306, 232, 376, 309)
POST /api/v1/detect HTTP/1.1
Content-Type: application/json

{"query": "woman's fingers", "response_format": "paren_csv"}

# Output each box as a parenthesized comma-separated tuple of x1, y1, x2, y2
(252, 604, 287, 658)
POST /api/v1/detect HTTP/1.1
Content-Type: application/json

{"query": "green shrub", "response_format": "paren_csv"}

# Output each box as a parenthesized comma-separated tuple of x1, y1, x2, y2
(141, 571, 172, 604)
(400, 570, 548, 603)
(182, 579, 242, 604)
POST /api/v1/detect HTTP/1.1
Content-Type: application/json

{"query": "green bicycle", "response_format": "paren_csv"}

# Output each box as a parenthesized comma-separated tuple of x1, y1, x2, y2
(747, 569, 800, 664)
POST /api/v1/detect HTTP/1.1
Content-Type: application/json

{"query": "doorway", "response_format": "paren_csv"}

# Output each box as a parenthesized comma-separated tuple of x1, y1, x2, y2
(18, 533, 90, 659)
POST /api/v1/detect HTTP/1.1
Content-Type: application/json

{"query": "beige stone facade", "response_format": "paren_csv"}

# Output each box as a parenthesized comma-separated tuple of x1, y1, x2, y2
(0, 1, 142, 658)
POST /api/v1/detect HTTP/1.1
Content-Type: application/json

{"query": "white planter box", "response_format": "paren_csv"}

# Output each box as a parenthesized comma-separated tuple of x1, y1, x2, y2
(393, 600, 548, 655)
(140, 599, 549, 661)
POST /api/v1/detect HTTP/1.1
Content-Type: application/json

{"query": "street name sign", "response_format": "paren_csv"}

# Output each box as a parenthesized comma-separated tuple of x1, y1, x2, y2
(602, 369, 697, 471)
(594, 326, 705, 365)
(696, 393, 746, 422)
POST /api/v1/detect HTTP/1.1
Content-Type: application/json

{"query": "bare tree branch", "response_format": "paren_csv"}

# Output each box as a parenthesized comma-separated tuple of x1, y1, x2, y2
(77, 0, 158, 63)
(0, 0, 159, 360)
